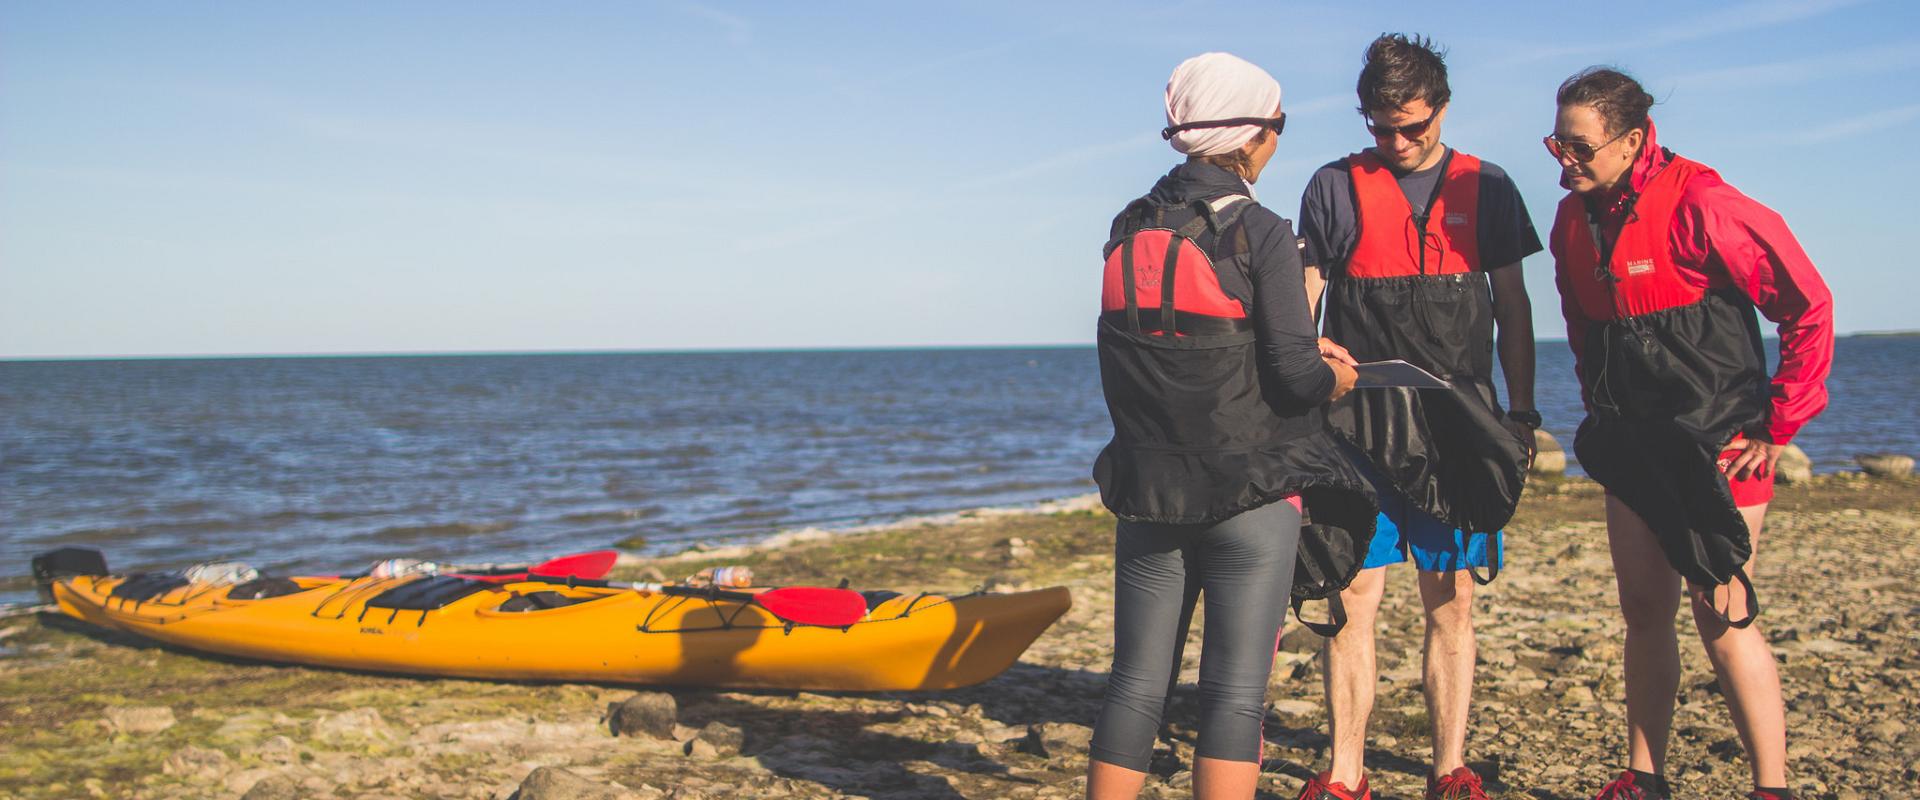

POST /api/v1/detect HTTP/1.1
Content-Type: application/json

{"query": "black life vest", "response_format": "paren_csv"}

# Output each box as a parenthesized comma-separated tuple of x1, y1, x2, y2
(1321, 149, 1531, 565)
(1550, 152, 1770, 625)
(1093, 192, 1378, 634)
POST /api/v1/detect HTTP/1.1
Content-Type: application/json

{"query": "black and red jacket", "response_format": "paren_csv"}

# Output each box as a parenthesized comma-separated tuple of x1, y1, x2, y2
(1549, 121, 1834, 617)
(1093, 162, 1375, 539)
(1321, 149, 1531, 538)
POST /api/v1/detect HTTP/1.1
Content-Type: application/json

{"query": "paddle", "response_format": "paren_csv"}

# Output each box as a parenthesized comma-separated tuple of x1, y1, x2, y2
(333, 550, 620, 582)
(523, 575, 869, 627)
(451, 550, 619, 583)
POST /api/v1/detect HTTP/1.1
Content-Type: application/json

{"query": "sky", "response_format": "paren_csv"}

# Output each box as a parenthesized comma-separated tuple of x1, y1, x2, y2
(2, 0, 1914, 358)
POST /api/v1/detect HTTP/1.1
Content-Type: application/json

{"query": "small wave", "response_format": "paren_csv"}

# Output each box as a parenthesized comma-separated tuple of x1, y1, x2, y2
(556, 507, 664, 525)
(359, 521, 515, 542)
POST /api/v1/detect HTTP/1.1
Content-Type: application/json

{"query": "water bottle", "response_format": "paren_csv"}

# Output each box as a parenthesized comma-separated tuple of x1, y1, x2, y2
(692, 566, 754, 588)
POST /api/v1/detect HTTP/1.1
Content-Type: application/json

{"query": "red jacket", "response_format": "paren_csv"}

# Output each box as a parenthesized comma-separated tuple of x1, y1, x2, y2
(1554, 121, 1834, 445)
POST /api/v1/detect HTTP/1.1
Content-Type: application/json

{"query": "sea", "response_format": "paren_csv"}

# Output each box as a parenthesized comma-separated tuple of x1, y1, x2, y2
(3, 337, 1915, 609)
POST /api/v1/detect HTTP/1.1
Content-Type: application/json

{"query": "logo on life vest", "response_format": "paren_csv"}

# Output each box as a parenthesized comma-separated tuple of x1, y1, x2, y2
(1444, 212, 1468, 227)
(1139, 262, 1162, 289)
(1624, 259, 1655, 275)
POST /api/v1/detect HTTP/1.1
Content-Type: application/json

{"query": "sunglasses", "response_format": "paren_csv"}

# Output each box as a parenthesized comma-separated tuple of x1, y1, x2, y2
(1162, 113, 1287, 141)
(1544, 129, 1631, 163)
(1364, 109, 1437, 140)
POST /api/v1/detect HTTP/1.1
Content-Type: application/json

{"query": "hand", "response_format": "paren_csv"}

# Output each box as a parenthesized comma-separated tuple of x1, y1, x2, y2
(1317, 337, 1357, 366)
(1325, 358, 1357, 403)
(1501, 418, 1538, 471)
(1721, 437, 1783, 481)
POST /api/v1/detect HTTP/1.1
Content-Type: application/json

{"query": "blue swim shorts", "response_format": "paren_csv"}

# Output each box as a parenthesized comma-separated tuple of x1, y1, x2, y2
(1360, 466, 1504, 573)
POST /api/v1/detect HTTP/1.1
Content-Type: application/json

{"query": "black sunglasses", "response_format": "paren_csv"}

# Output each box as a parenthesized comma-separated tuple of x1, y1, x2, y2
(1363, 109, 1438, 140)
(1162, 113, 1286, 141)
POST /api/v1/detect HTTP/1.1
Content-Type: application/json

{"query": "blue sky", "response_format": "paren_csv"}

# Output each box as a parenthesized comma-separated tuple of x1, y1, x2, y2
(2, 0, 1912, 358)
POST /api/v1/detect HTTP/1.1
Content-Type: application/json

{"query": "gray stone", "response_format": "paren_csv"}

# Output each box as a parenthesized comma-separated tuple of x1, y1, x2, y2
(608, 692, 678, 739)
(240, 772, 302, 800)
(1531, 429, 1566, 475)
(311, 707, 395, 744)
(695, 720, 745, 755)
(104, 705, 176, 735)
(1269, 699, 1320, 718)
(513, 766, 636, 800)
(246, 735, 299, 764)
(1775, 444, 1812, 484)
(161, 745, 230, 779)
(1857, 453, 1914, 478)
(1020, 722, 1093, 759)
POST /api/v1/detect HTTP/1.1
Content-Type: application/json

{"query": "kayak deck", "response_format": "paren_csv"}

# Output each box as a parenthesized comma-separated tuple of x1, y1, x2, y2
(50, 573, 1071, 691)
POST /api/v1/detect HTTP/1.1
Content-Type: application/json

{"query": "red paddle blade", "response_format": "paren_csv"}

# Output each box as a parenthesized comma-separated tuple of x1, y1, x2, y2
(529, 550, 618, 580)
(457, 550, 621, 583)
(751, 586, 868, 627)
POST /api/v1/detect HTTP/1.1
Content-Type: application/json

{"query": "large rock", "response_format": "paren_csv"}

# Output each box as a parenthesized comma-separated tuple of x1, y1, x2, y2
(103, 705, 176, 735)
(1531, 429, 1566, 476)
(512, 766, 636, 800)
(1856, 453, 1914, 478)
(1776, 444, 1813, 484)
(607, 692, 678, 739)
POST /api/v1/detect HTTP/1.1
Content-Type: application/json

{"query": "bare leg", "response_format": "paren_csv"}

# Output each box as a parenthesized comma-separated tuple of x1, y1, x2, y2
(1605, 494, 1685, 774)
(1324, 566, 1388, 787)
(1193, 756, 1262, 799)
(1088, 760, 1149, 800)
(1417, 568, 1475, 775)
(1688, 503, 1788, 789)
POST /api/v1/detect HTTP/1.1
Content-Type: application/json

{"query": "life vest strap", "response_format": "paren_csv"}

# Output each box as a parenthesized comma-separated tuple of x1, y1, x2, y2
(1099, 309, 1251, 336)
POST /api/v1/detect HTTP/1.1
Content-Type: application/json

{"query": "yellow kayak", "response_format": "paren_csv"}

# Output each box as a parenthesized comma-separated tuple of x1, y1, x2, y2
(43, 565, 1071, 691)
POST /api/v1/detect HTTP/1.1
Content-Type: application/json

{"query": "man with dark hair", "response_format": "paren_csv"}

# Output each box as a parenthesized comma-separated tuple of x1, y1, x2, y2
(1292, 33, 1541, 800)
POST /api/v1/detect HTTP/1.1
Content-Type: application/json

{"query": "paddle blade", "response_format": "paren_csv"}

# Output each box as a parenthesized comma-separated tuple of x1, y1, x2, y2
(752, 586, 868, 627)
(460, 550, 622, 583)
(530, 550, 618, 580)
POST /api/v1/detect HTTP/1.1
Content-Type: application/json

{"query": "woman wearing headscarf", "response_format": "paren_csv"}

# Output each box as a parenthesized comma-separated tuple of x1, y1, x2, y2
(1088, 52, 1376, 800)
(1545, 67, 1834, 800)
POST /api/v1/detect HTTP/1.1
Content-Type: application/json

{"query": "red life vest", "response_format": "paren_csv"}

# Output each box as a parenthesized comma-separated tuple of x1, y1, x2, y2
(1551, 155, 1713, 320)
(1346, 149, 1482, 277)
(1100, 196, 1250, 331)
(1320, 148, 1527, 541)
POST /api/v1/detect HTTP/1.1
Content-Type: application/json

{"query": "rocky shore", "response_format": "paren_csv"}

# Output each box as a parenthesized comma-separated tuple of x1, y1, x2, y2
(2, 474, 1915, 800)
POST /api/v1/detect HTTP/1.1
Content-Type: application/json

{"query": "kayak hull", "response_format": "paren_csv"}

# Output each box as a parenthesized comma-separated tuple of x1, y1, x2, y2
(49, 574, 1070, 691)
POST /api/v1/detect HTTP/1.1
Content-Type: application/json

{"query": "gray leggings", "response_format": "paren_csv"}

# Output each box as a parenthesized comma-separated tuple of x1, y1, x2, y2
(1089, 500, 1301, 771)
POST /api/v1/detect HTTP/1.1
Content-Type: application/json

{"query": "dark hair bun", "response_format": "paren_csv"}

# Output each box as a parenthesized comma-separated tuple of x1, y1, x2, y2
(1556, 67, 1654, 135)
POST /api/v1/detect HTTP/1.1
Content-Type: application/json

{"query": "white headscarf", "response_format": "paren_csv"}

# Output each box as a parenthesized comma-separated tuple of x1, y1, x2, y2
(1164, 53, 1282, 157)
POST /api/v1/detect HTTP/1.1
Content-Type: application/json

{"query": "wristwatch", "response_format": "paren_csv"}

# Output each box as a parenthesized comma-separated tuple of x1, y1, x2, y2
(1507, 409, 1543, 428)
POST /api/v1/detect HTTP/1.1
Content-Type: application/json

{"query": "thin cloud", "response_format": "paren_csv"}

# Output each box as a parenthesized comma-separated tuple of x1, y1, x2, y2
(1787, 103, 1920, 143)
(682, 3, 751, 47)
(954, 132, 1161, 191)
(733, 132, 1161, 253)
(1671, 40, 1920, 90)
(1493, 0, 1874, 66)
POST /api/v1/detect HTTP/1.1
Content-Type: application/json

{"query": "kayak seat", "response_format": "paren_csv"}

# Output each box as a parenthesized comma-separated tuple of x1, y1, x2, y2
(110, 573, 191, 602)
(365, 576, 495, 611)
(497, 591, 591, 612)
(227, 577, 304, 600)
(862, 590, 902, 611)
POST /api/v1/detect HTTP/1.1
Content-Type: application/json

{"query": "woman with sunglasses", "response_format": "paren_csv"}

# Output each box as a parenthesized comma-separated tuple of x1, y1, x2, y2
(1546, 67, 1833, 800)
(1088, 52, 1375, 800)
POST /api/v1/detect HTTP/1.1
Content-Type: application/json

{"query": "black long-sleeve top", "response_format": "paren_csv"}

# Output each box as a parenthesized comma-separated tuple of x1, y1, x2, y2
(1139, 161, 1335, 407)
